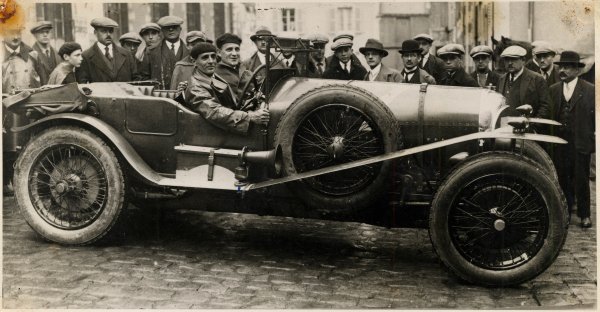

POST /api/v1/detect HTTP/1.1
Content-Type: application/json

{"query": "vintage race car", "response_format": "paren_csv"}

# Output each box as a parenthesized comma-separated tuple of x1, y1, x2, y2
(2, 37, 568, 287)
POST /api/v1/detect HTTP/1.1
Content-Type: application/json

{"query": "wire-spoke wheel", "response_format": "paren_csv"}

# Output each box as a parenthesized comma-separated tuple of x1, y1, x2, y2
(14, 126, 126, 245)
(429, 152, 568, 286)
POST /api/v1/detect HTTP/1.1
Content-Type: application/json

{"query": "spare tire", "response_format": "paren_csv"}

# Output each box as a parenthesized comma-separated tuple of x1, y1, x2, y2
(274, 84, 398, 214)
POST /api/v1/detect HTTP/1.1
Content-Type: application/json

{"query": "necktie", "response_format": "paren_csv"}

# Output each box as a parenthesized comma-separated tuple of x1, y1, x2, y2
(420, 58, 425, 69)
(286, 60, 290, 67)
(343, 62, 349, 74)
(317, 63, 323, 75)
(171, 43, 176, 55)
(45, 49, 51, 60)
(543, 71, 548, 80)
(104, 46, 112, 61)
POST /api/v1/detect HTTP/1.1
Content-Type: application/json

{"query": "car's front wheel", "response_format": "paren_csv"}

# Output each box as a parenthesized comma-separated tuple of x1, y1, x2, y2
(14, 126, 126, 245)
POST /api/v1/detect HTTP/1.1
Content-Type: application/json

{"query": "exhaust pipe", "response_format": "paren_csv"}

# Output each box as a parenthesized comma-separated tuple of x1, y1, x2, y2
(237, 145, 283, 180)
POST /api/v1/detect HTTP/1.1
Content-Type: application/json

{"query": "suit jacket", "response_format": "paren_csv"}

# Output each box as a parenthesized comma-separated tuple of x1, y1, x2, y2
(323, 56, 368, 81)
(2, 43, 42, 93)
(403, 68, 436, 85)
(139, 39, 189, 89)
(307, 57, 328, 78)
(170, 55, 195, 91)
(470, 68, 500, 89)
(549, 79, 595, 154)
(525, 59, 540, 72)
(498, 68, 551, 118)
(537, 66, 561, 87)
(422, 53, 446, 82)
(76, 43, 138, 83)
(363, 64, 403, 82)
(32, 42, 61, 85)
(439, 68, 479, 87)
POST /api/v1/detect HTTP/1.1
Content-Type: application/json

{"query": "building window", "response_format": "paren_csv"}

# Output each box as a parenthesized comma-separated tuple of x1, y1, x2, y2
(281, 8, 296, 32)
(186, 3, 201, 31)
(214, 3, 226, 36)
(151, 3, 169, 22)
(337, 7, 353, 31)
(35, 3, 73, 41)
(104, 3, 129, 35)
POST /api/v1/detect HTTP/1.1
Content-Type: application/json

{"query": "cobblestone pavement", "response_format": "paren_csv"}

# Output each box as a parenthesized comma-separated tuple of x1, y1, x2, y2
(3, 183, 597, 309)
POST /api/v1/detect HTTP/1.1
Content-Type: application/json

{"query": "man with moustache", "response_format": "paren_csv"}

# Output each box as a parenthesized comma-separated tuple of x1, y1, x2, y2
(76, 17, 138, 83)
(413, 33, 445, 82)
(548, 51, 595, 228)
(437, 43, 478, 87)
(359, 38, 402, 82)
(171, 31, 213, 92)
(306, 33, 328, 78)
(323, 35, 367, 80)
(469, 45, 500, 89)
(47, 42, 83, 85)
(214, 33, 252, 102)
(497, 45, 551, 118)
(185, 43, 269, 134)
(398, 39, 436, 84)
(139, 15, 189, 89)
(532, 42, 561, 87)
(30, 21, 61, 85)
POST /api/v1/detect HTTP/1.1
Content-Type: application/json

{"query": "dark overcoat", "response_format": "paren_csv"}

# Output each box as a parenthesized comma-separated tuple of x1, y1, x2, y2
(76, 43, 138, 83)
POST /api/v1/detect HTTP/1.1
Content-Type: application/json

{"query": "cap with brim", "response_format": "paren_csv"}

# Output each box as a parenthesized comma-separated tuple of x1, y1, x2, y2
(309, 33, 329, 44)
(157, 16, 183, 27)
(413, 33, 433, 43)
(438, 43, 465, 56)
(250, 27, 274, 41)
(119, 32, 142, 44)
(398, 39, 423, 54)
(139, 23, 160, 36)
(554, 50, 585, 67)
(359, 38, 388, 57)
(469, 45, 493, 58)
(332, 34, 353, 42)
(187, 30, 211, 44)
(30, 21, 53, 34)
(500, 45, 527, 58)
(532, 43, 556, 56)
(331, 37, 353, 51)
(90, 17, 119, 29)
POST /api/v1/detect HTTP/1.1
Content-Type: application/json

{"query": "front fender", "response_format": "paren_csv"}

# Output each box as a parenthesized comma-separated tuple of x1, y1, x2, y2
(13, 113, 165, 185)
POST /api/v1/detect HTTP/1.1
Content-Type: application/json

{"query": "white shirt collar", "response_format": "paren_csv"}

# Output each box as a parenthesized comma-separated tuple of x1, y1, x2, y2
(96, 42, 113, 55)
(511, 67, 525, 81)
(166, 39, 181, 55)
(284, 55, 295, 67)
(422, 52, 430, 66)
(5, 43, 20, 54)
(563, 77, 578, 100)
(368, 63, 382, 81)
(256, 51, 266, 65)
(541, 64, 554, 75)
(339, 60, 351, 73)
(404, 65, 417, 73)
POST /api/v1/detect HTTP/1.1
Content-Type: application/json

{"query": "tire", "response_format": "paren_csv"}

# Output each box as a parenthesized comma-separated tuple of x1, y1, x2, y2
(274, 85, 398, 213)
(429, 152, 568, 286)
(495, 140, 558, 181)
(13, 126, 126, 245)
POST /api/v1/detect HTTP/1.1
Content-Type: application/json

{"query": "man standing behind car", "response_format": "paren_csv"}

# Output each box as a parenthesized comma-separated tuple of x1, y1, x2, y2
(185, 43, 270, 135)
(76, 17, 138, 83)
(437, 43, 478, 87)
(323, 35, 367, 80)
(215, 33, 252, 102)
(413, 33, 445, 82)
(359, 38, 402, 82)
(469, 45, 500, 89)
(398, 39, 436, 84)
(30, 21, 61, 85)
(532, 42, 561, 87)
(47, 42, 83, 85)
(306, 33, 328, 78)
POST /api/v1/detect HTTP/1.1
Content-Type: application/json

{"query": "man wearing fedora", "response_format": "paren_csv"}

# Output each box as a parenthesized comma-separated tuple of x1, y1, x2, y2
(359, 38, 401, 82)
(76, 17, 138, 83)
(497, 45, 551, 118)
(242, 27, 284, 74)
(30, 21, 61, 85)
(548, 51, 595, 228)
(437, 43, 478, 87)
(469, 45, 500, 89)
(323, 35, 367, 81)
(413, 33, 445, 82)
(139, 15, 189, 89)
(398, 39, 435, 84)
(533, 42, 561, 87)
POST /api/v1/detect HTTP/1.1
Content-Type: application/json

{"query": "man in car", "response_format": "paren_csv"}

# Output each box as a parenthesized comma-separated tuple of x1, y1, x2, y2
(359, 38, 402, 82)
(469, 45, 500, 89)
(47, 42, 83, 85)
(323, 35, 367, 80)
(437, 43, 478, 87)
(532, 42, 560, 87)
(76, 17, 138, 83)
(398, 39, 436, 84)
(171, 30, 213, 92)
(139, 15, 189, 89)
(214, 33, 252, 102)
(413, 33, 445, 82)
(497, 45, 551, 118)
(30, 21, 61, 85)
(306, 33, 328, 78)
(185, 43, 269, 135)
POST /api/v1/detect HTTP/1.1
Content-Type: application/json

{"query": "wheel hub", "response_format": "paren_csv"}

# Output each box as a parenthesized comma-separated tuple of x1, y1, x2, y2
(326, 136, 345, 160)
(54, 174, 83, 195)
(493, 219, 506, 231)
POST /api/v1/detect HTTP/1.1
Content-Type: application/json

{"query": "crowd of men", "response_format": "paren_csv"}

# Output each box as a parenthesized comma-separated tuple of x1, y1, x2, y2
(2, 15, 595, 228)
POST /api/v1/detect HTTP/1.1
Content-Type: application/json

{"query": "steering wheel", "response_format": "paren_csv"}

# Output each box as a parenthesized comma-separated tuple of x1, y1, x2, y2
(239, 64, 266, 110)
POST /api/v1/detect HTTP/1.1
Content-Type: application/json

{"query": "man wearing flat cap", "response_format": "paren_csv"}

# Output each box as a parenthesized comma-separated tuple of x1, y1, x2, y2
(359, 38, 401, 82)
(306, 33, 329, 78)
(76, 17, 139, 83)
(119, 32, 142, 55)
(533, 42, 560, 87)
(184, 43, 269, 135)
(30, 21, 61, 85)
(497, 45, 551, 118)
(437, 43, 478, 87)
(324, 34, 364, 73)
(525, 40, 548, 72)
(139, 15, 189, 89)
(547, 50, 595, 228)
(171, 30, 214, 92)
(323, 35, 367, 80)
(469, 45, 500, 89)
(215, 33, 252, 102)
(413, 33, 445, 82)
(242, 27, 284, 75)
(136, 23, 161, 63)
(398, 39, 435, 84)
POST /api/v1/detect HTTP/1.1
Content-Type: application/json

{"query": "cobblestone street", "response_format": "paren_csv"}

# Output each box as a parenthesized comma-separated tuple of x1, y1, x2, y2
(2, 183, 597, 309)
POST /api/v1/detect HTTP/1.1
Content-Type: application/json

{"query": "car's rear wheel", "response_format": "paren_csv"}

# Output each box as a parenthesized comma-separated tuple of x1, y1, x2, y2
(429, 152, 568, 286)
(14, 126, 126, 245)
(274, 85, 398, 213)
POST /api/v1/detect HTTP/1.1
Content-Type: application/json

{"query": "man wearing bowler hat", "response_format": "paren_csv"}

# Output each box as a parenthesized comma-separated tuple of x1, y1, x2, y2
(139, 15, 189, 89)
(413, 33, 445, 82)
(323, 35, 367, 80)
(30, 20, 61, 85)
(533, 42, 560, 87)
(548, 50, 595, 228)
(242, 26, 284, 74)
(469, 45, 500, 89)
(398, 39, 435, 84)
(497, 45, 551, 118)
(359, 38, 402, 82)
(437, 43, 478, 87)
(76, 17, 138, 83)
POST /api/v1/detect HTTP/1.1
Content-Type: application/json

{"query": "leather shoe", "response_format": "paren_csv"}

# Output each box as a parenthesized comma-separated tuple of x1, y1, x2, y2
(581, 217, 592, 228)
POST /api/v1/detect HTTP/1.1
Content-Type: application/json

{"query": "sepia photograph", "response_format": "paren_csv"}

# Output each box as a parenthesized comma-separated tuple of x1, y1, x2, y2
(1, 0, 597, 309)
